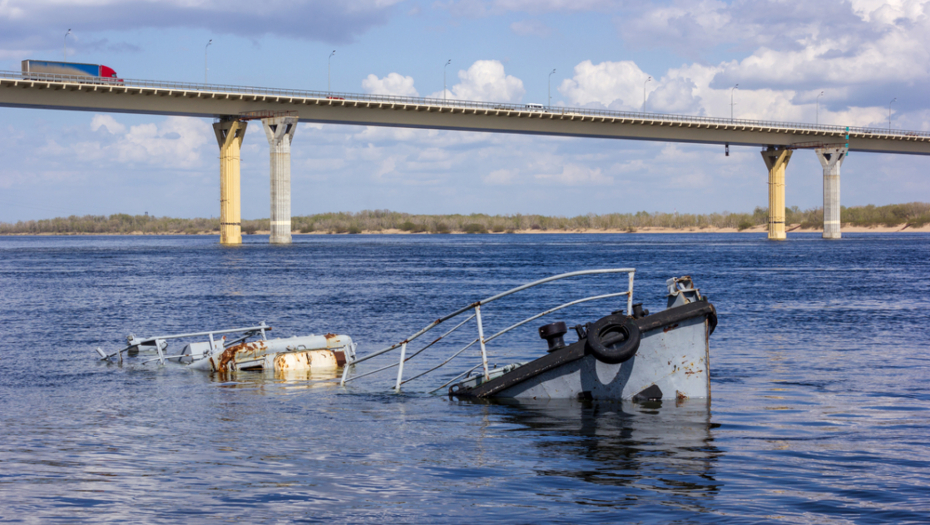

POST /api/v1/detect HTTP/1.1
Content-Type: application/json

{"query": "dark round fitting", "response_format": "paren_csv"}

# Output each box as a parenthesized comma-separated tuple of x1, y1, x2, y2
(539, 321, 568, 352)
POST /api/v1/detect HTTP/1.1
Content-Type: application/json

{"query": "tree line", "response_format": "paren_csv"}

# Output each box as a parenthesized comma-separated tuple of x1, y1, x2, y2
(2, 203, 927, 235)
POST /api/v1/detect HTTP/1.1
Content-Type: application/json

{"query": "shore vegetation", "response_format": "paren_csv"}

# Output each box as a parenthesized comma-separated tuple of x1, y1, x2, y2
(2, 203, 927, 235)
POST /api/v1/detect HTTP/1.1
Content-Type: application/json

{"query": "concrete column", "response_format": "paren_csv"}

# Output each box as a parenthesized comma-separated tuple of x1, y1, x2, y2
(262, 116, 298, 244)
(815, 147, 847, 240)
(213, 118, 248, 245)
(761, 146, 793, 241)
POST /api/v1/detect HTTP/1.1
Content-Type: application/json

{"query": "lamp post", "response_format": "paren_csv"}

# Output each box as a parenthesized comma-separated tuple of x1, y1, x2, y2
(444, 59, 451, 102)
(204, 39, 212, 84)
(643, 76, 652, 113)
(328, 50, 336, 93)
(730, 84, 739, 121)
(816, 91, 824, 125)
(889, 97, 896, 131)
(548, 68, 556, 108)
(64, 29, 72, 61)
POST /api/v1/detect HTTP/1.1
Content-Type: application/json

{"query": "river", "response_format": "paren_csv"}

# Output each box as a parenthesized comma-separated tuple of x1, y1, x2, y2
(1, 233, 928, 523)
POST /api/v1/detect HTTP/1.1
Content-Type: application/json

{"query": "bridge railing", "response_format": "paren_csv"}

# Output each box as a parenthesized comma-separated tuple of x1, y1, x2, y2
(2, 69, 928, 140)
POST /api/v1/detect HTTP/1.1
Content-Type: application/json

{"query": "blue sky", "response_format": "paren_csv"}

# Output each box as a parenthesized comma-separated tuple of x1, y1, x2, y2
(1, 0, 928, 222)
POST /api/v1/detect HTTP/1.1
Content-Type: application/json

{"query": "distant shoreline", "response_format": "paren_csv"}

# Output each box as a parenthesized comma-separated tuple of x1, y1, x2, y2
(4, 223, 927, 236)
(4, 203, 928, 236)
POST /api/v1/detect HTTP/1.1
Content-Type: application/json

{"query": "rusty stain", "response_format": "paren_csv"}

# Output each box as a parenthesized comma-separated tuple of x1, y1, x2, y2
(663, 323, 679, 333)
(676, 390, 688, 401)
(324, 333, 337, 340)
(217, 340, 267, 372)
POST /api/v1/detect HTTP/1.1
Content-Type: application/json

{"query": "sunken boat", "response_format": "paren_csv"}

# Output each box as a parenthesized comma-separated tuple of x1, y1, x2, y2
(341, 269, 717, 401)
(95, 322, 357, 373)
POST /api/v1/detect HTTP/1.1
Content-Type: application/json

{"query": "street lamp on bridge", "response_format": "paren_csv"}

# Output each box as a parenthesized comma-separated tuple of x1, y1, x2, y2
(730, 84, 739, 121)
(548, 68, 556, 108)
(64, 29, 72, 61)
(204, 40, 212, 84)
(816, 91, 824, 125)
(328, 50, 336, 93)
(444, 59, 451, 102)
(888, 98, 897, 131)
(643, 76, 652, 113)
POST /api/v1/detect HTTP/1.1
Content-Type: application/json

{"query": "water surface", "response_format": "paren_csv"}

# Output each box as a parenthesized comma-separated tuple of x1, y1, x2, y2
(1, 233, 928, 523)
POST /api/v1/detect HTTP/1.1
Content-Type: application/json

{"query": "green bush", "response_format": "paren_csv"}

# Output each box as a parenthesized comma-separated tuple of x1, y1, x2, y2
(737, 220, 754, 231)
(463, 223, 487, 234)
(347, 225, 362, 234)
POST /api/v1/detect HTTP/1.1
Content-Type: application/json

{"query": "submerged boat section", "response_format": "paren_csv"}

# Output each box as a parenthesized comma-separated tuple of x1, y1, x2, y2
(94, 322, 357, 373)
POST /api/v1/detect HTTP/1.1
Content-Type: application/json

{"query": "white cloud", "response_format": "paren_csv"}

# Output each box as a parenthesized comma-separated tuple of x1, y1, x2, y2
(558, 60, 650, 111)
(851, 0, 930, 23)
(90, 114, 127, 134)
(59, 116, 213, 168)
(362, 72, 419, 96)
(433, 60, 526, 103)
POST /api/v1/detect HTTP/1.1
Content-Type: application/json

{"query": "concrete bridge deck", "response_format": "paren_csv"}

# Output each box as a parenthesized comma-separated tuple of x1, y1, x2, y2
(2, 70, 929, 156)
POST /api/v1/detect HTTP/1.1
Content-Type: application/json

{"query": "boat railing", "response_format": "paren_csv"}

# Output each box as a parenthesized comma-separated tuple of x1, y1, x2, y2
(96, 322, 270, 364)
(340, 268, 636, 392)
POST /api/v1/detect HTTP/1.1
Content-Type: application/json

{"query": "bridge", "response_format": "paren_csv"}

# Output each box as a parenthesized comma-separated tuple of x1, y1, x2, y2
(3, 69, 929, 243)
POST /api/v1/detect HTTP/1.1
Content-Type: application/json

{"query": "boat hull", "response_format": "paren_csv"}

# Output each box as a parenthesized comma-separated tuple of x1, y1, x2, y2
(450, 300, 714, 401)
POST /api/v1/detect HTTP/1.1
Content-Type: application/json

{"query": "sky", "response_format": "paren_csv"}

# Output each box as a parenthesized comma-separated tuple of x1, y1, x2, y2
(0, 0, 928, 222)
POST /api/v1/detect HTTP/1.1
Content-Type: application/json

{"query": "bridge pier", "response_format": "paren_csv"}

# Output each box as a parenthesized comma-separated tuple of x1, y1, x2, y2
(213, 118, 248, 245)
(761, 146, 792, 241)
(815, 147, 847, 240)
(262, 116, 298, 244)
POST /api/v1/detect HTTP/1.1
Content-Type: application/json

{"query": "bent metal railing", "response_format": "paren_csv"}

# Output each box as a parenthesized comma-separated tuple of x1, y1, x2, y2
(2, 70, 928, 140)
(340, 269, 636, 393)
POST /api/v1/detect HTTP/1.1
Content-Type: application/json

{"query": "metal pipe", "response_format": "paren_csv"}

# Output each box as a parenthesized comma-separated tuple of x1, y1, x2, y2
(135, 324, 269, 344)
(483, 291, 630, 345)
(344, 315, 477, 384)
(475, 306, 489, 381)
(346, 269, 635, 370)
(400, 339, 478, 385)
(627, 271, 635, 314)
(394, 342, 407, 392)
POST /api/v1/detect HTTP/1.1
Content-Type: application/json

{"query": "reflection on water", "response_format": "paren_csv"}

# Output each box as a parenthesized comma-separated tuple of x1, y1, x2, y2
(478, 398, 722, 504)
(211, 367, 343, 391)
